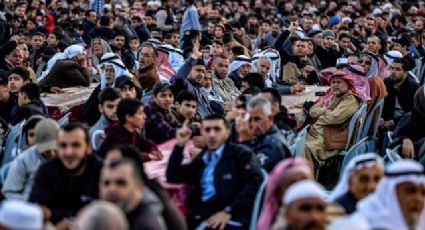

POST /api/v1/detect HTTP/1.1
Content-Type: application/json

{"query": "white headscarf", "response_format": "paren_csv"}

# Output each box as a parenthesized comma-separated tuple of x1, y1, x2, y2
(38, 44, 87, 81)
(283, 180, 327, 205)
(328, 153, 384, 202)
(384, 50, 403, 66)
(356, 160, 425, 230)
(97, 53, 130, 89)
(252, 48, 281, 83)
(228, 55, 252, 75)
(361, 53, 379, 78)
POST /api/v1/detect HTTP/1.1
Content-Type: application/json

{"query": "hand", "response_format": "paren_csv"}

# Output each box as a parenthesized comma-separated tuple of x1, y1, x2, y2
(290, 83, 305, 94)
(383, 120, 394, 130)
(56, 218, 72, 230)
(50, 87, 63, 94)
(288, 21, 298, 33)
(176, 120, 192, 147)
(303, 65, 315, 73)
(235, 113, 253, 142)
(36, 57, 43, 65)
(207, 211, 232, 230)
(192, 38, 202, 59)
(402, 138, 415, 159)
(148, 150, 163, 161)
(189, 147, 202, 159)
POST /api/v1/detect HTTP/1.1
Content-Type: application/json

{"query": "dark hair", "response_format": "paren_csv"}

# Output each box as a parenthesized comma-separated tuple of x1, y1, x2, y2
(231, 45, 245, 56)
(107, 145, 147, 181)
(117, 98, 143, 124)
(100, 16, 110, 27)
(242, 73, 266, 90)
(98, 88, 121, 105)
(106, 158, 143, 183)
(19, 83, 41, 101)
(61, 122, 90, 143)
(392, 58, 411, 72)
(131, 16, 142, 22)
(113, 30, 127, 39)
(202, 113, 230, 128)
(140, 42, 158, 57)
(212, 39, 224, 46)
(85, 9, 96, 17)
(261, 87, 282, 106)
(129, 36, 140, 41)
(175, 90, 197, 104)
(31, 31, 45, 38)
(8, 66, 30, 81)
(23, 115, 45, 138)
(339, 32, 351, 40)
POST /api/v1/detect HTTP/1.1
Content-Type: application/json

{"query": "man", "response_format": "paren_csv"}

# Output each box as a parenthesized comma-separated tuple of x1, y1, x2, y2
(315, 29, 340, 69)
(29, 32, 46, 71)
(82, 10, 97, 37)
(254, 56, 273, 87)
(89, 88, 121, 151)
(74, 201, 128, 230)
(100, 158, 165, 230)
(239, 95, 291, 172)
(3, 118, 59, 201)
(180, 0, 201, 37)
(366, 35, 382, 55)
(131, 16, 151, 43)
(393, 34, 416, 70)
(304, 71, 360, 171)
(356, 160, 425, 230)
(29, 123, 103, 224)
(169, 90, 200, 126)
(281, 180, 328, 230)
(8, 66, 31, 118)
(12, 82, 47, 125)
(156, 0, 175, 32)
(167, 114, 262, 229)
(212, 55, 241, 102)
(111, 31, 127, 58)
(99, 98, 162, 161)
(0, 70, 13, 123)
(382, 59, 419, 130)
(228, 55, 252, 90)
(144, 82, 179, 144)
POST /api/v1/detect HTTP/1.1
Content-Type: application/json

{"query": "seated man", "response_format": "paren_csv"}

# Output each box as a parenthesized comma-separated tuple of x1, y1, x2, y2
(29, 123, 103, 224)
(167, 114, 262, 229)
(89, 88, 121, 151)
(169, 90, 201, 127)
(228, 55, 252, 90)
(304, 71, 361, 171)
(355, 160, 425, 230)
(211, 55, 241, 102)
(381, 59, 419, 130)
(12, 82, 47, 125)
(329, 153, 384, 214)
(144, 82, 179, 144)
(99, 98, 162, 161)
(239, 95, 291, 172)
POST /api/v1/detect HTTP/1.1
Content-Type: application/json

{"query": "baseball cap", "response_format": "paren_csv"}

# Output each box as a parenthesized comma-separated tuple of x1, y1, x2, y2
(0, 200, 43, 230)
(35, 118, 59, 153)
(152, 81, 175, 96)
(115, 75, 137, 89)
(0, 69, 7, 86)
(393, 34, 411, 47)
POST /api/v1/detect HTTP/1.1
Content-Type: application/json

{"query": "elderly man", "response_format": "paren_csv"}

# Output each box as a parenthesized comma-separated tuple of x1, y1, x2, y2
(228, 55, 252, 90)
(304, 71, 361, 171)
(355, 160, 425, 230)
(279, 180, 328, 230)
(239, 95, 291, 172)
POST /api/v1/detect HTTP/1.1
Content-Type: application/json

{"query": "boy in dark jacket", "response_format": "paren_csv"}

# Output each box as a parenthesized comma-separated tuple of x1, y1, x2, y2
(12, 82, 47, 125)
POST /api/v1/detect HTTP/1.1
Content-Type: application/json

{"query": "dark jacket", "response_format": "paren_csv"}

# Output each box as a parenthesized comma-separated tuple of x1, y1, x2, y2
(29, 154, 102, 224)
(0, 93, 15, 124)
(144, 102, 179, 144)
(335, 192, 358, 214)
(383, 76, 419, 121)
(89, 27, 113, 42)
(10, 101, 48, 125)
(79, 84, 101, 126)
(315, 46, 340, 69)
(39, 60, 91, 92)
(392, 111, 425, 157)
(134, 24, 151, 43)
(98, 125, 158, 160)
(241, 124, 291, 172)
(166, 142, 262, 228)
(127, 201, 165, 230)
(228, 70, 243, 90)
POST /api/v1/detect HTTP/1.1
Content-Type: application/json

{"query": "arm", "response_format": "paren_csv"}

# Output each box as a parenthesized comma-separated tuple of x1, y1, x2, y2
(156, 10, 174, 31)
(166, 145, 199, 184)
(316, 96, 360, 125)
(171, 57, 195, 82)
(2, 157, 28, 200)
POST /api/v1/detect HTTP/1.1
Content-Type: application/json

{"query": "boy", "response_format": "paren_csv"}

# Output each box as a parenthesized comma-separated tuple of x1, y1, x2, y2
(98, 98, 162, 161)
(169, 90, 200, 126)
(123, 36, 141, 72)
(12, 82, 47, 125)
(8, 66, 31, 118)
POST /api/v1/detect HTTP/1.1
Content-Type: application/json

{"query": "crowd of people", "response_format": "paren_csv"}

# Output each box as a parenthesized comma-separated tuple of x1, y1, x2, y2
(0, 0, 425, 229)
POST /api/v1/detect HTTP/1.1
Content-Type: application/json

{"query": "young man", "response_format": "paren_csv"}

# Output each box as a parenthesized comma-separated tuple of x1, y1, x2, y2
(12, 82, 47, 125)
(169, 90, 200, 126)
(99, 98, 162, 161)
(89, 88, 121, 151)
(144, 82, 179, 144)
(8, 66, 31, 118)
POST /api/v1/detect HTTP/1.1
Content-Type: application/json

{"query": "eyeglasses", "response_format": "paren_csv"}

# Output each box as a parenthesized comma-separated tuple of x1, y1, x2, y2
(359, 60, 371, 65)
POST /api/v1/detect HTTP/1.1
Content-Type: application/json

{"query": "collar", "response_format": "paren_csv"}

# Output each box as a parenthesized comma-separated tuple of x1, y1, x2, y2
(202, 144, 225, 162)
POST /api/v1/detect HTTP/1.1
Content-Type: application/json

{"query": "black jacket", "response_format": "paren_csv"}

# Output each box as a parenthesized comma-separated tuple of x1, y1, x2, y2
(79, 84, 101, 126)
(29, 154, 103, 224)
(166, 143, 262, 228)
(383, 76, 419, 121)
(10, 101, 48, 125)
(335, 192, 358, 214)
(392, 110, 425, 157)
(127, 201, 165, 230)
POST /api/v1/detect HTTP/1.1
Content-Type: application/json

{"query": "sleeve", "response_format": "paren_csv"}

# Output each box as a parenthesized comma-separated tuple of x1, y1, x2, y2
(316, 96, 360, 125)
(145, 113, 177, 143)
(166, 145, 200, 185)
(309, 101, 327, 118)
(29, 165, 52, 206)
(2, 157, 28, 200)
(274, 30, 292, 62)
(171, 57, 195, 82)
(156, 10, 173, 31)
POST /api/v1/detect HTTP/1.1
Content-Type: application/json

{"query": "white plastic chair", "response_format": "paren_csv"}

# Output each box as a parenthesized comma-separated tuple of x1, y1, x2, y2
(339, 137, 369, 179)
(383, 145, 402, 167)
(249, 169, 269, 230)
(292, 125, 310, 157)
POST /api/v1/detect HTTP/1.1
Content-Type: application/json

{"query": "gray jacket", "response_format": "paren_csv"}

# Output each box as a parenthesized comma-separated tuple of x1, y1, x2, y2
(2, 146, 47, 201)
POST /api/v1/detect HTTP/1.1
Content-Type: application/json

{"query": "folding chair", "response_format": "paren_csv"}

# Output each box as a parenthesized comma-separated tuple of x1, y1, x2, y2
(292, 125, 310, 157)
(383, 145, 402, 167)
(249, 169, 269, 230)
(359, 99, 385, 152)
(339, 137, 369, 178)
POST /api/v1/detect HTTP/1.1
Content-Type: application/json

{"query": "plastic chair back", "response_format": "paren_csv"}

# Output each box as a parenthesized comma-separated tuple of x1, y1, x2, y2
(58, 112, 71, 127)
(340, 137, 369, 178)
(1, 120, 26, 166)
(249, 169, 269, 230)
(383, 145, 402, 167)
(293, 125, 310, 157)
(346, 103, 366, 150)
(360, 99, 385, 139)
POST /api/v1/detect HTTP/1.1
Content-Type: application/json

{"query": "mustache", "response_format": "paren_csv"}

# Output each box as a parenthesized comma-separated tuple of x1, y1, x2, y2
(302, 220, 323, 230)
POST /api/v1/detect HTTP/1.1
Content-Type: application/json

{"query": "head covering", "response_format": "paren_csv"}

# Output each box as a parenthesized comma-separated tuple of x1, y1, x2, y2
(228, 55, 252, 75)
(329, 16, 340, 26)
(356, 160, 425, 230)
(91, 38, 113, 66)
(307, 29, 322, 38)
(384, 50, 403, 66)
(35, 118, 59, 153)
(283, 180, 327, 206)
(343, 65, 370, 102)
(413, 86, 425, 118)
(328, 214, 371, 230)
(361, 52, 379, 78)
(341, 17, 352, 23)
(98, 53, 130, 89)
(328, 153, 383, 201)
(115, 75, 137, 89)
(393, 34, 411, 47)
(0, 200, 43, 230)
(257, 158, 313, 230)
(152, 81, 175, 96)
(322, 29, 335, 38)
(252, 49, 281, 83)
(373, 8, 383, 16)
(64, 44, 86, 59)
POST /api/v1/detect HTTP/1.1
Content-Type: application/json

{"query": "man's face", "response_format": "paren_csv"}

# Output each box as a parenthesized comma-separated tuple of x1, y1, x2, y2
(312, 33, 323, 46)
(31, 35, 45, 50)
(104, 65, 116, 85)
(139, 46, 156, 68)
(367, 37, 381, 53)
(100, 98, 120, 121)
(201, 119, 230, 151)
(47, 34, 59, 47)
(88, 11, 97, 24)
(201, 72, 213, 88)
(285, 198, 327, 230)
(7, 49, 24, 66)
(390, 62, 406, 84)
(176, 100, 197, 119)
(248, 106, 273, 136)
(302, 19, 313, 31)
(349, 165, 383, 200)
(131, 19, 141, 28)
(189, 65, 206, 83)
(213, 58, 229, 79)
(120, 85, 138, 99)
(347, 56, 359, 66)
(323, 36, 335, 49)
(393, 43, 406, 53)
(261, 22, 271, 33)
(15, 6, 26, 17)
(294, 41, 308, 57)
(359, 56, 372, 74)
(212, 43, 224, 56)
(113, 36, 126, 49)
(214, 26, 224, 38)
(129, 39, 140, 51)
(8, 74, 25, 94)
(238, 64, 251, 77)
(330, 78, 349, 96)
(153, 89, 174, 110)
(17, 44, 29, 61)
(339, 37, 351, 49)
(396, 182, 425, 228)
(256, 60, 271, 77)
(127, 106, 146, 129)
(100, 163, 142, 212)
(57, 129, 90, 170)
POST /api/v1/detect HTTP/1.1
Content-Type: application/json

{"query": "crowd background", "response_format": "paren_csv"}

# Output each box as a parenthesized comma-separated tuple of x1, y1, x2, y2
(0, 0, 425, 230)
